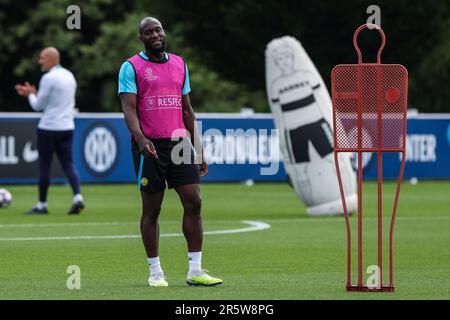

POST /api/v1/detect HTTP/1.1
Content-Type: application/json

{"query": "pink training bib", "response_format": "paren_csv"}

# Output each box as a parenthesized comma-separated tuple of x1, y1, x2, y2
(128, 53, 186, 139)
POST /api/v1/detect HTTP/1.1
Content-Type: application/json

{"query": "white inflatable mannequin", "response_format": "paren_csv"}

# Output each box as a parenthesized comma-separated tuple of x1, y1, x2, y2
(265, 36, 357, 216)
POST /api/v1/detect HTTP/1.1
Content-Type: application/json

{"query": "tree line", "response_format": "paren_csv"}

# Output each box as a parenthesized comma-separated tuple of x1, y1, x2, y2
(0, 0, 448, 113)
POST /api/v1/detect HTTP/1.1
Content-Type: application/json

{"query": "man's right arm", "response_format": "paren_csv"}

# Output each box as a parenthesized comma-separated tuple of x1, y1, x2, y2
(119, 93, 157, 159)
(118, 61, 157, 158)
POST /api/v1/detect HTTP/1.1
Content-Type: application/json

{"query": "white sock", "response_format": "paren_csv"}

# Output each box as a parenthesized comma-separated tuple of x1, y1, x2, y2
(188, 251, 202, 276)
(73, 194, 83, 204)
(36, 202, 47, 210)
(147, 257, 163, 276)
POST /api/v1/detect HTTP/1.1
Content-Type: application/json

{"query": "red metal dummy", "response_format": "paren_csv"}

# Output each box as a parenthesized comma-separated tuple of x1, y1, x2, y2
(331, 24, 408, 292)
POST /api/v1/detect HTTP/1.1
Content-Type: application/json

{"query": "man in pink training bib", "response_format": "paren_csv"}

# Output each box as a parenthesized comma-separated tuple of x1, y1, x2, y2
(118, 17, 222, 287)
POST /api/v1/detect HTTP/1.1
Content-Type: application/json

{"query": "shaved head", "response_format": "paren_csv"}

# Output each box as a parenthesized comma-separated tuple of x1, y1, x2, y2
(42, 47, 60, 63)
(138, 17, 166, 60)
(139, 17, 162, 34)
(39, 47, 60, 71)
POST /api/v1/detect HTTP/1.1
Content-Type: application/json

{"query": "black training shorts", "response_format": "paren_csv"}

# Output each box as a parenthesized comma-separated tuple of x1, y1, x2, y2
(132, 138, 200, 193)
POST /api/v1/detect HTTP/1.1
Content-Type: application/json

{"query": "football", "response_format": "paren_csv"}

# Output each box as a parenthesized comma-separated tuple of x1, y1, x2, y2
(0, 188, 12, 208)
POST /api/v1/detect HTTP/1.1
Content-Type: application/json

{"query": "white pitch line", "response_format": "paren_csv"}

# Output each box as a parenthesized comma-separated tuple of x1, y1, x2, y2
(0, 216, 449, 229)
(0, 220, 270, 241)
(0, 220, 254, 228)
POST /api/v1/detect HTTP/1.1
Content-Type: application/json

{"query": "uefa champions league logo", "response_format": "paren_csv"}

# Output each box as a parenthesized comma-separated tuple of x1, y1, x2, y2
(144, 67, 158, 81)
(82, 123, 118, 177)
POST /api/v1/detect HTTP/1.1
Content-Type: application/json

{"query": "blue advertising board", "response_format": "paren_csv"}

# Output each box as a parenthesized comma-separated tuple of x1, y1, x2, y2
(1, 112, 449, 184)
(358, 115, 450, 180)
(73, 113, 285, 183)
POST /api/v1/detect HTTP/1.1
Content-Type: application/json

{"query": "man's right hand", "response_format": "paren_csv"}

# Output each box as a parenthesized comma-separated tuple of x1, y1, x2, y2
(14, 82, 37, 97)
(137, 136, 158, 159)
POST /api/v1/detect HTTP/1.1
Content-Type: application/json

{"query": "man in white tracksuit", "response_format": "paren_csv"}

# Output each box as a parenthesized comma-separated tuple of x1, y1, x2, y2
(15, 47, 85, 215)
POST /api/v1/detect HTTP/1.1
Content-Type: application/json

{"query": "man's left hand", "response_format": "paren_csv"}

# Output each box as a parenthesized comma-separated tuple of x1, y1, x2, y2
(199, 160, 208, 177)
(15, 82, 37, 97)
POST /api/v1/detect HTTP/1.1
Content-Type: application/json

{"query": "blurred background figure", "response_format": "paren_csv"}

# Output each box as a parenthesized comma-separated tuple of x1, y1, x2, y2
(14, 47, 85, 215)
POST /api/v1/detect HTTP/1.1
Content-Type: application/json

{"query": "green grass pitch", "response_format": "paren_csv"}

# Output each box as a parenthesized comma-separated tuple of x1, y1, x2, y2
(0, 181, 449, 300)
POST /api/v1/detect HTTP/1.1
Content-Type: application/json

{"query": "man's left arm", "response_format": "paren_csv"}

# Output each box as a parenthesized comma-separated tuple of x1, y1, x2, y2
(28, 76, 52, 111)
(182, 94, 208, 177)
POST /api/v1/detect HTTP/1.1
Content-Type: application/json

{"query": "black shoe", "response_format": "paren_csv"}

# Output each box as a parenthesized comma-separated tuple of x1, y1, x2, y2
(26, 206, 48, 215)
(68, 201, 85, 215)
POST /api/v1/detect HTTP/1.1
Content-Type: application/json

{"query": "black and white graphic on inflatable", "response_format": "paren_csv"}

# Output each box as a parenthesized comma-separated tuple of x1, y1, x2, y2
(266, 36, 357, 215)
(270, 45, 334, 204)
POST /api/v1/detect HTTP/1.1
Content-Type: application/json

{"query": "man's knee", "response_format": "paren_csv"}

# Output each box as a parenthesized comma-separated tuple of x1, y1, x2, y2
(143, 204, 162, 222)
(141, 191, 164, 221)
(184, 195, 202, 214)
